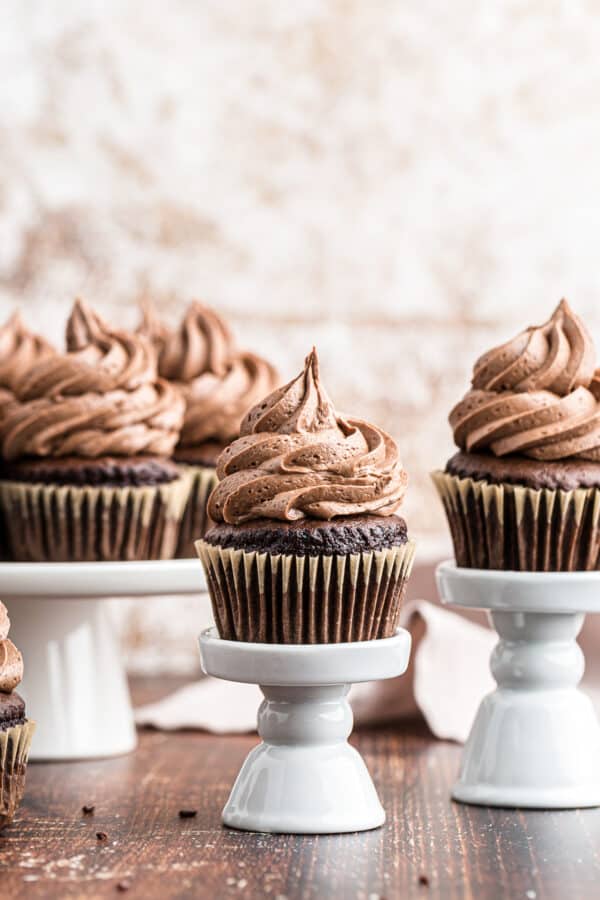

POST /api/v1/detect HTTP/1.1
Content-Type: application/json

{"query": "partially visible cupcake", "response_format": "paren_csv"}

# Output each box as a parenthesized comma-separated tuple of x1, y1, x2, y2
(433, 299, 600, 570)
(197, 348, 415, 643)
(140, 301, 278, 556)
(0, 602, 34, 830)
(0, 299, 189, 561)
(0, 312, 55, 557)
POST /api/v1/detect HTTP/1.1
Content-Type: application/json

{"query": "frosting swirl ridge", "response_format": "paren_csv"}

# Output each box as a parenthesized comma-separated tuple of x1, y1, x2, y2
(0, 300, 185, 461)
(208, 348, 408, 523)
(0, 311, 55, 394)
(140, 301, 234, 382)
(451, 300, 600, 461)
(0, 602, 23, 694)
(140, 301, 278, 446)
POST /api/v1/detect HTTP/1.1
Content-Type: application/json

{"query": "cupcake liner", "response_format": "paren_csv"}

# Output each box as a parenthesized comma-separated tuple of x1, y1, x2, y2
(196, 539, 416, 643)
(0, 473, 192, 562)
(0, 720, 35, 830)
(174, 465, 219, 558)
(432, 470, 600, 571)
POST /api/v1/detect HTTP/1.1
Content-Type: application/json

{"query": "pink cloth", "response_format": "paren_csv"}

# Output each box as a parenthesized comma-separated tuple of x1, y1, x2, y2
(135, 601, 497, 743)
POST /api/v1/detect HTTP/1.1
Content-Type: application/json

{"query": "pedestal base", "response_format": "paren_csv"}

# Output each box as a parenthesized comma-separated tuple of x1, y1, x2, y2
(6, 597, 137, 761)
(0, 559, 206, 761)
(199, 627, 411, 834)
(437, 562, 600, 809)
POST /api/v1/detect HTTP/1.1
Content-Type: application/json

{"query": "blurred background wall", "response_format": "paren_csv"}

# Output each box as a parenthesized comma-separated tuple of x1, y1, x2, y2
(2, 2, 600, 670)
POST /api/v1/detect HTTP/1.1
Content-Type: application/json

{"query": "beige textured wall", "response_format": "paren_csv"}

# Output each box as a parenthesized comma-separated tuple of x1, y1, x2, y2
(3, 3, 600, 669)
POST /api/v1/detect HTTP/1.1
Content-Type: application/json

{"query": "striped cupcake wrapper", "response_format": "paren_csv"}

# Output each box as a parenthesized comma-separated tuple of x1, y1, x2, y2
(0, 721, 35, 831)
(174, 465, 219, 558)
(432, 469, 600, 571)
(0, 472, 192, 562)
(196, 539, 416, 643)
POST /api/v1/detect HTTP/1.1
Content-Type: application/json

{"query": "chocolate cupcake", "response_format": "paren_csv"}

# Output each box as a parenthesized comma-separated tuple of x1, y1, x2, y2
(433, 299, 600, 570)
(197, 348, 415, 643)
(0, 312, 55, 558)
(0, 299, 189, 561)
(140, 301, 278, 556)
(0, 602, 34, 830)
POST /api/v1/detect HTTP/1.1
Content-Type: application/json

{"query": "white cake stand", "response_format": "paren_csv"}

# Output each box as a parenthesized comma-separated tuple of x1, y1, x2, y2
(436, 560, 600, 809)
(0, 560, 206, 761)
(199, 626, 412, 834)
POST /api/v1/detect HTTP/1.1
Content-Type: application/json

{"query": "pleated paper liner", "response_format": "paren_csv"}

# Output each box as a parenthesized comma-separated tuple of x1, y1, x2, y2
(0, 721, 35, 830)
(174, 465, 218, 558)
(196, 539, 416, 643)
(432, 470, 600, 571)
(0, 471, 192, 562)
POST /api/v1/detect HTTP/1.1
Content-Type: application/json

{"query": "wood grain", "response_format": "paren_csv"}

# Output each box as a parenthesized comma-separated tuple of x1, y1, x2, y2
(1, 678, 599, 899)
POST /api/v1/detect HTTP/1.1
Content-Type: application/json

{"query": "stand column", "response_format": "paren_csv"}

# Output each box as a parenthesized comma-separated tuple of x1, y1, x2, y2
(453, 609, 600, 808)
(222, 683, 385, 834)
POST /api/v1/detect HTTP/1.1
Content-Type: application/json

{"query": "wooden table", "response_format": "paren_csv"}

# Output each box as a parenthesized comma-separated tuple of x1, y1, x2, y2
(2, 677, 600, 899)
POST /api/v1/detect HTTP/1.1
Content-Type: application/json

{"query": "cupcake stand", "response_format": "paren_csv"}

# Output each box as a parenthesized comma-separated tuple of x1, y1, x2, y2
(436, 561, 600, 809)
(199, 626, 412, 833)
(0, 559, 205, 761)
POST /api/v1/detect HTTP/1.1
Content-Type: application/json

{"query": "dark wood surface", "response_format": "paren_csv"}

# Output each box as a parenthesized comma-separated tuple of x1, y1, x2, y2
(2, 677, 600, 900)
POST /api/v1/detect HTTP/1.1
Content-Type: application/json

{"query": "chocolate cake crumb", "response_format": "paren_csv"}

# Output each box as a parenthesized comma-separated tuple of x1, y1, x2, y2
(96, 832, 108, 842)
(82, 805, 95, 815)
(418, 874, 430, 886)
(205, 514, 409, 557)
(178, 809, 197, 819)
(116, 881, 131, 892)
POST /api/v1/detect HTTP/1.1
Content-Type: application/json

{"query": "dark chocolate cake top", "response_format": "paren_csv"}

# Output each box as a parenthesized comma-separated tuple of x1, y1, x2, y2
(204, 514, 408, 556)
(446, 450, 600, 492)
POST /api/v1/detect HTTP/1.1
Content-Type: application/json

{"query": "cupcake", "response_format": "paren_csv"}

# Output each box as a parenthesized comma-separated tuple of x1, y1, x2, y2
(0, 602, 34, 830)
(197, 348, 415, 643)
(433, 299, 600, 570)
(0, 299, 189, 561)
(0, 312, 55, 557)
(140, 301, 278, 556)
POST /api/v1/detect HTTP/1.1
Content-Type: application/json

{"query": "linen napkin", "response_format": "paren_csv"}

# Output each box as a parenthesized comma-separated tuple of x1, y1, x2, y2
(135, 600, 497, 743)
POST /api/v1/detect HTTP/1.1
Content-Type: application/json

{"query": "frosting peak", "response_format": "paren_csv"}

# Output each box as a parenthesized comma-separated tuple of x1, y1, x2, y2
(0, 601, 23, 695)
(0, 310, 55, 394)
(451, 300, 600, 462)
(209, 348, 407, 523)
(140, 301, 279, 448)
(242, 347, 342, 436)
(472, 299, 595, 395)
(141, 300, 235, 382)
(0, 299, 184, 461)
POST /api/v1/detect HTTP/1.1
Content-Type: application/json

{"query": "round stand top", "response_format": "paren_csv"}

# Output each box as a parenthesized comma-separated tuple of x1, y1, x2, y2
(437, 559, 600, 614)
(198, 626, 412, 686)
(0, 558, 206, 598)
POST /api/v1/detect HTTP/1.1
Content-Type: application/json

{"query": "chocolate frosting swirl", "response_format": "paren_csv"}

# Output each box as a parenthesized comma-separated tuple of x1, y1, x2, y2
(208, 348, 407, 523)
(140, 301, 278, 447)
(0, 602, 23, 694)
(451, 300, 600, 461)
(0, 311, 54, 393)
(0, 299, 185, 461)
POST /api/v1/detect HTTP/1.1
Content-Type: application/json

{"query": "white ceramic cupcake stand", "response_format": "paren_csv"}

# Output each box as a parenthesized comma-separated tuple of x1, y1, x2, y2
(199, 626, 412, 834)
(436, 561, 600, 809)
(0, 560, 206, 761)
